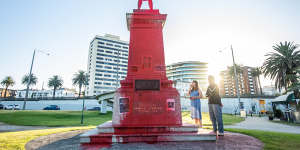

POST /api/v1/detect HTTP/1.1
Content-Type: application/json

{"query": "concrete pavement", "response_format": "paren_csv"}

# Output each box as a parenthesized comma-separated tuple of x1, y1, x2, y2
(225, 117, 300, 134)
(0, 122, 53, 132)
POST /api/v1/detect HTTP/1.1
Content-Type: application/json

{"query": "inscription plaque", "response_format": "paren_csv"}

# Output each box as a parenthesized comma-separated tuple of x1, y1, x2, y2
(135, 80, 160, 91)
(119, 97, 129, 113)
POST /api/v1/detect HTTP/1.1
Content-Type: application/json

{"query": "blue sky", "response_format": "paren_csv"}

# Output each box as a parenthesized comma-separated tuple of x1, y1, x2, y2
(1, 0, 300, 90)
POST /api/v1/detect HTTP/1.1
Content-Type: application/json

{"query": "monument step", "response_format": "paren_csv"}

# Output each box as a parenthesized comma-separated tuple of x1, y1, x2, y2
(96, 121, 199, 134)
(80, 128, 216, 144)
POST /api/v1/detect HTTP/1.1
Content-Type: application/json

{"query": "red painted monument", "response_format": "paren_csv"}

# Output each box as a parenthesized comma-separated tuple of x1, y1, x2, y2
(81, 0, 216, 147)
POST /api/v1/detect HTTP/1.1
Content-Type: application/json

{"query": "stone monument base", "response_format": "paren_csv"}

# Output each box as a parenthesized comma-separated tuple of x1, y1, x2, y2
(80, 121, 216, 145)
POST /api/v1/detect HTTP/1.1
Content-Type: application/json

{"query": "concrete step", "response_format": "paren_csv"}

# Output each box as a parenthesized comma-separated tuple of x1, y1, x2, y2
(96, 121, 199, 134)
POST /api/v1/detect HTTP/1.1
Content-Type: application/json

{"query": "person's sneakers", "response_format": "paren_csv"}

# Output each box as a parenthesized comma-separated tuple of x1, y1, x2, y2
(218, 132, 224, 136)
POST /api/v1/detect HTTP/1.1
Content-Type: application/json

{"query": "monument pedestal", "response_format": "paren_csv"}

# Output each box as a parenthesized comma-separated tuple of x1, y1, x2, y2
(80, 121, 216, 145)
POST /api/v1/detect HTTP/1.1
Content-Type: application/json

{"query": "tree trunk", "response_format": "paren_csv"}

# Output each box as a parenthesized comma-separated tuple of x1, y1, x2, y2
(78, 85, 82, 98)
(53, 87, 56, 99)
(258, 76, 263, 95)
(4, 86, 8, 98)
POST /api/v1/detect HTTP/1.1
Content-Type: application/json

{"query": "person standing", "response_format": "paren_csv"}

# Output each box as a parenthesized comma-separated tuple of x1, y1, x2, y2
(188, 80, 203, 128)
(206, 75, 224, 136)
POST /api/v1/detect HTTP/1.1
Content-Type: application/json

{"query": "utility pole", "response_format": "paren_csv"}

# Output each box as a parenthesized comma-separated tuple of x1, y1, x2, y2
(231, 45, 242, 110)
(116, 49, 120, 89)
(23, 49, 36, 110)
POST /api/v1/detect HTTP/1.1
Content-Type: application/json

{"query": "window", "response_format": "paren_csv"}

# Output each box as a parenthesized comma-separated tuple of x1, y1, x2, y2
(104, 83, 111, 86)
(115, 45, 121, 48)
(106, 43, 113, 46)
(97, 49, 104, 52)
(122, 46, 128, 49)
(98, 42, 105, 45)
(106, 50, 113, 54)
(104, 66, 112, 69)
(98, 45, 128, 53)
(104, 74, 111, 77)
(95, 73, 103, 76)
(96, 57, 104, 60)
(97, 53, 127, 60)
(96, 65, 103, 68)
(95, 69, 127, 75)
(95, 78, 117, 82)
(105, 58, 112, 61)
(96, 61, 128, 68)
(96, 38, 128, 46)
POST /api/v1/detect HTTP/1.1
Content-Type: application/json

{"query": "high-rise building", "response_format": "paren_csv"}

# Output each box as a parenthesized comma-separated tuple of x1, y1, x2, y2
(86, 34, 129, 96)
(219, 66, 260, 96)
(166, 61, 208, 91)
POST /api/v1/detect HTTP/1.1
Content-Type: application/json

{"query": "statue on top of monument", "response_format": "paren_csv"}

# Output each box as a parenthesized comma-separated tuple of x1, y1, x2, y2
(138, 0, 153, 10)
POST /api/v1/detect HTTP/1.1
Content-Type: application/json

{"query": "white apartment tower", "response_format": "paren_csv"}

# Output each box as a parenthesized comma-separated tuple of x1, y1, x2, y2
(86, 34, 129, 96)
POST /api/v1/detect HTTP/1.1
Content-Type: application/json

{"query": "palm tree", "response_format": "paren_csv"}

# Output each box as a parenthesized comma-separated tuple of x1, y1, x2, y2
(72, 70, 88, 98)
(1, 76, 15, 98)
(251, 67, 263, 95)
(22, 74, 38, 88)
(48, 75, 63, 98)
(262, 41, 300, 98)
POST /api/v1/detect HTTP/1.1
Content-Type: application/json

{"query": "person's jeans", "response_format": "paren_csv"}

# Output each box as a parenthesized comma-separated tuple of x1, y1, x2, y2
(208, 104, 224, 133)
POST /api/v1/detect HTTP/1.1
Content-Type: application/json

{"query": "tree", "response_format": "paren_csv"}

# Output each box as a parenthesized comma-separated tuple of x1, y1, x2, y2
(262, 41, 300, 98)
(22, 74, 38, 88)
(48, 75, 63, 98)
(251, 67, 263, 95)
(72, 70, 88, 98)
(1, 76, 15, 98)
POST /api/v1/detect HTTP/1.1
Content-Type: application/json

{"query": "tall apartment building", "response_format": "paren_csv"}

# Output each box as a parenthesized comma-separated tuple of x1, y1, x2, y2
(166, 61, 208, 91)
(86, 34, 129, 96)
(219, 66, 260, 96)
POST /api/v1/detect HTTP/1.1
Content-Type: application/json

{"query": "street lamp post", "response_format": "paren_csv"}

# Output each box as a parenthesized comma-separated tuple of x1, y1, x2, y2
(23, 49, 50, 110)
(230, 45, 242, 110)
(81, 74, 88, 124)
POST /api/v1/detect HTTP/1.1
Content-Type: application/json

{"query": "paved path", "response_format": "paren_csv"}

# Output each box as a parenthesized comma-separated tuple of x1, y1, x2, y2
(225, 117, 300, 134)
(0, 122, 53, 132)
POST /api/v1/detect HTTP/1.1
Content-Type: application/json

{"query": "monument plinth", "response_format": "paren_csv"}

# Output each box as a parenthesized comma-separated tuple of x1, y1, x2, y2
(81, 0, 216, 147)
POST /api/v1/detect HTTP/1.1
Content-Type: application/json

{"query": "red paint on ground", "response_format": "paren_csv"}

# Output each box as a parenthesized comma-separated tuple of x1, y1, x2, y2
(81, 143, 112, 150)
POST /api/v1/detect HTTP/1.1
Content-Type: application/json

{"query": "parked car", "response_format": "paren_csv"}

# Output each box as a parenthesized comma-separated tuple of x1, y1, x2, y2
(88, 107, 101, 111)
(0, 104, 4, 110)
(43, 105, 60, 110)
(4, 104, 20, 110)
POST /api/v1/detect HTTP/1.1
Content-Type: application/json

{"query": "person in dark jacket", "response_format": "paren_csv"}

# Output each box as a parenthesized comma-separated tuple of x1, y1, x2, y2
(206, 75, 224, 136)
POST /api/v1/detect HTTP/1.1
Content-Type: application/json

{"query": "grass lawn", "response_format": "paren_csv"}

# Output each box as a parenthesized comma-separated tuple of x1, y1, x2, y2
(0, 110, 112, 127)
(0, 126, 95, 150)
(182, 111, 245, 126)
(226, 128, 300, 150)
(0, 110, 244, 127)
